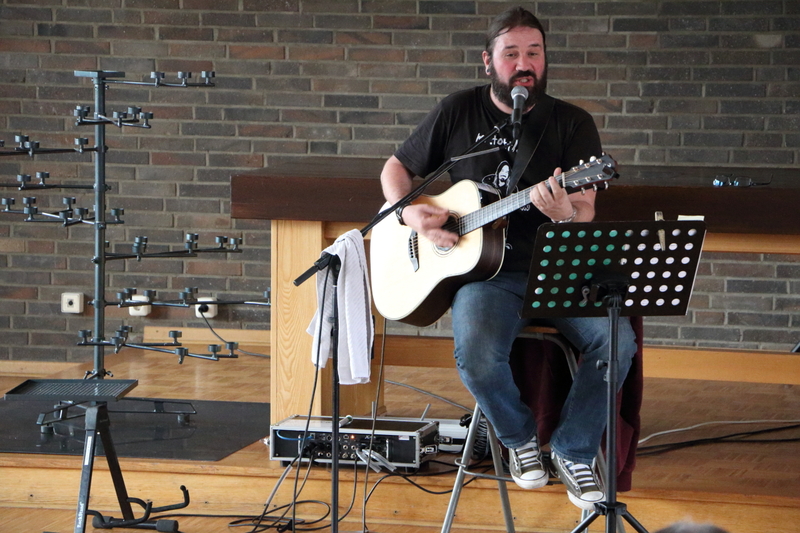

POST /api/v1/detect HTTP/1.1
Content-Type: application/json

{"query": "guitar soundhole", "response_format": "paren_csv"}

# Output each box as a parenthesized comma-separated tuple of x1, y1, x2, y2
(433, 214, 460, 255)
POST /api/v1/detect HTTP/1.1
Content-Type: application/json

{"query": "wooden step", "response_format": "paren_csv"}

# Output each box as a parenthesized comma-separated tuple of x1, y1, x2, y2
(1, 445, 798, 533)
(1, 349, 798, 533)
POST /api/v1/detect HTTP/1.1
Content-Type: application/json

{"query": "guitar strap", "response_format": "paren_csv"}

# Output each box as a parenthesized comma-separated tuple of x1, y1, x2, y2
(504, 94, 555, 196)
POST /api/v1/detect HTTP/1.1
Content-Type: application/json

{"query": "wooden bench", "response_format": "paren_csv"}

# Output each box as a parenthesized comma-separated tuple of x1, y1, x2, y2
(142, 327, 800, 386)
(381, 336, 800, 385)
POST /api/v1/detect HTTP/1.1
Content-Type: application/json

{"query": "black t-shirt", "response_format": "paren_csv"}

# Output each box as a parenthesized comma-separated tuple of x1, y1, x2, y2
(394, 84, 602, 272)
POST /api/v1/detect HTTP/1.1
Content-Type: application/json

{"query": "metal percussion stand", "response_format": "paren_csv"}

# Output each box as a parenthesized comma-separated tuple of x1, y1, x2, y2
(5, 379, 189, 533)
(522, 219, 706, 533)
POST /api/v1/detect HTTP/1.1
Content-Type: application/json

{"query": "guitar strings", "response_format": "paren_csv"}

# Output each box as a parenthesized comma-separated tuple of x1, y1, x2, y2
(434, 158, 607, 238)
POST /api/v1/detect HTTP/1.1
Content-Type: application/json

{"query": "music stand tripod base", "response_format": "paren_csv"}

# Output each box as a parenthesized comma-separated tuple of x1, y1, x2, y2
(522, 220, 706, 533)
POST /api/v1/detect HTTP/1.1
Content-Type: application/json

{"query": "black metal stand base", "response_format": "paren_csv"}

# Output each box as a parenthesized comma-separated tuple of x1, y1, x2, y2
(566, 288, 648, 533)
(71, 403, 189, 533)
(572, 501, 649, 533)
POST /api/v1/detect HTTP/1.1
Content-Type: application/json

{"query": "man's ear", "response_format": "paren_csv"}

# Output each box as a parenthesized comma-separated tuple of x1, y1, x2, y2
(482, 51, 491, 74)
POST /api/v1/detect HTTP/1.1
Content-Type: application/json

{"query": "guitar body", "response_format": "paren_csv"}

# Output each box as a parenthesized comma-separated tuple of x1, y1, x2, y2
(370, 180, 506, 327)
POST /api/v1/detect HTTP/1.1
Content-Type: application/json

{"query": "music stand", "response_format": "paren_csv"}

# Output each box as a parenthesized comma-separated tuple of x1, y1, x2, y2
(521, 219, 706, 533)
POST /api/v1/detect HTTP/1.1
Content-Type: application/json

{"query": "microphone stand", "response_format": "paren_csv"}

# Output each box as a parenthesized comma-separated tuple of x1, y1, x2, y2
(294, 117, 510, 287)
(292, 116, 511, 533)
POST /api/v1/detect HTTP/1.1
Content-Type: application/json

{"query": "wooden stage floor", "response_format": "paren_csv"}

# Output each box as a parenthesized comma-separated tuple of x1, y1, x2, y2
(0, 349, 798, 533)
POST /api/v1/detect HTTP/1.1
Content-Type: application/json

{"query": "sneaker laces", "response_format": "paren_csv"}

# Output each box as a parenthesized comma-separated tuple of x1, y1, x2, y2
(562, 459, 598, 489)
(514, 438, 541, 468)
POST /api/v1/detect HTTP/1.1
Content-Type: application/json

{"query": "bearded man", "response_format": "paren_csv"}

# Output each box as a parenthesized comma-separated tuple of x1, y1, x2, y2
(379, 6, 637, 510)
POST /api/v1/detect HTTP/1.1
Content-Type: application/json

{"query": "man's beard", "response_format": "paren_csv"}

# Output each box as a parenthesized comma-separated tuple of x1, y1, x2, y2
(488, 62, 547, 109)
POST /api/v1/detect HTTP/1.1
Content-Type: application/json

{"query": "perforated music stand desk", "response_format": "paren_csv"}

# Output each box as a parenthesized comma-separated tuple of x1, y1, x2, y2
(521, 219, 706, 533)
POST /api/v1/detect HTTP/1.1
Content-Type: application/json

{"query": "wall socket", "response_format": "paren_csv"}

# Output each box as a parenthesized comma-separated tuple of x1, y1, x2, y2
(61, 292, 84, 314)
(195, 297, 218, 318)
(129, 294, 151, 317)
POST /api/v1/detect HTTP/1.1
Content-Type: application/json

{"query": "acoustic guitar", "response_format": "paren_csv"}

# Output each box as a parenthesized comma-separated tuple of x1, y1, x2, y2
(370, 154, 618, 326)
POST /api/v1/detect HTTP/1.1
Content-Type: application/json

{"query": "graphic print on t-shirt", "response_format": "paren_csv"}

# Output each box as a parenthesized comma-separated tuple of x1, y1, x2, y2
(479, 160, 533, 253)
(482, 161, 511, 193)
(481, 161, 533, 211)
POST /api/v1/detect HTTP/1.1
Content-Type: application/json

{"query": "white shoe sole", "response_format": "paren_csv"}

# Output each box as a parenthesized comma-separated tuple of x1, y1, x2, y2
(567, 490, 604, 511)
(510, 472, 548, 490)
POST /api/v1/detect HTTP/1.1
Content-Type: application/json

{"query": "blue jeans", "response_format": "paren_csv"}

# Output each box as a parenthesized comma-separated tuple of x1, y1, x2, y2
(451, 271, 637, 464)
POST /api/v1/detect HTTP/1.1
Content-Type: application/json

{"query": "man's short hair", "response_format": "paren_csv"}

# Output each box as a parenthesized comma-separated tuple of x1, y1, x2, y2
(485, 6, 547, 55)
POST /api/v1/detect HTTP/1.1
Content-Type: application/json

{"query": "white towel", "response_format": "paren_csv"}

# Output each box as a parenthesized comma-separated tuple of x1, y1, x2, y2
(307, 229, 373, 385)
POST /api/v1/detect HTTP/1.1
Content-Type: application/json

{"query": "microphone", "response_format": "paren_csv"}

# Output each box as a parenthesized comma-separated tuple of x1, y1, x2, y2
(511, 85, 529, 144)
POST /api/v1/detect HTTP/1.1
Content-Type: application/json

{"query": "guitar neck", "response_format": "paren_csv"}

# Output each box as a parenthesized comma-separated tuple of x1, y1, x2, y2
(457, 165, 585, 235)
(457, 185, 534, 235)
(444, 155, 615, 237)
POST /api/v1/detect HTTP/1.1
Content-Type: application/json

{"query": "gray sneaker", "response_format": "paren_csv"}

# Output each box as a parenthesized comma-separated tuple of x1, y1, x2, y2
(551, 451, 604, 510)
(508, 436, 548, 489)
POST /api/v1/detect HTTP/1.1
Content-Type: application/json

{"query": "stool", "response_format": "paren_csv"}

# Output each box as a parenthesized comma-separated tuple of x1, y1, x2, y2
(441, 326, 596, 533)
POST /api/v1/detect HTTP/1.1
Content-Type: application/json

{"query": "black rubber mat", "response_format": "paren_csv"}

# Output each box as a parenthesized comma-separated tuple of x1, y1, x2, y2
(0, 396, 270, 461)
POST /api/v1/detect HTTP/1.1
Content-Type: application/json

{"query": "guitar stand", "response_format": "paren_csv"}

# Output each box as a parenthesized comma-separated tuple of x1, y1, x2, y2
(522, 219, 706, 533)
(4, 378, 191, 533)
(74, 403, 190, 533)
(87, 488, 189, 532)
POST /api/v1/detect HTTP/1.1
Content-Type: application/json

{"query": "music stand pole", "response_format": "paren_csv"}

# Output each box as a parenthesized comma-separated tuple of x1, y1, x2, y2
(603, 282, 625, 533)
(587, 278, 649, 533)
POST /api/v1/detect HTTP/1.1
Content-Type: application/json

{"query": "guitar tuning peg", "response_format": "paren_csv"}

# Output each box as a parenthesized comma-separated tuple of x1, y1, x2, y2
(592, 184, 598, 191)
(590, 155, 597, 161)
(578, 159, 584, 165)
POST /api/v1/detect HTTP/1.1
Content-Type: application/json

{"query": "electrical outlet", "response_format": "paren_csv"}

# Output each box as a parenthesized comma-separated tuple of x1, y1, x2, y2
(61, 292, 84, 314)
(129, 294, 151, 317)
(195, 297, 218, 318)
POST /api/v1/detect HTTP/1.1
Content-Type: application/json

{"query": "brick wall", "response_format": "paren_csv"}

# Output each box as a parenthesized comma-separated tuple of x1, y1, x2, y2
(1, 1, 799, 362)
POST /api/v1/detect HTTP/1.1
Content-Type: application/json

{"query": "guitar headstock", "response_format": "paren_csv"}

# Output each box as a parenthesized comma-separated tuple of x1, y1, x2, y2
(561, 153, 619, 193)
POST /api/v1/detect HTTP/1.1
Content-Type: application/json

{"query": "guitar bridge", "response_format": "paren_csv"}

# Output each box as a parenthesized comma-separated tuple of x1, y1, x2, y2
(407, 230, 419, 272)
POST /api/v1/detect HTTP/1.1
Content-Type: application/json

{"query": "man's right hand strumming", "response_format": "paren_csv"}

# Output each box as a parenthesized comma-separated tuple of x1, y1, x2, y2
(380, 155, 458, 249)
(400, 203, 458, 249)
